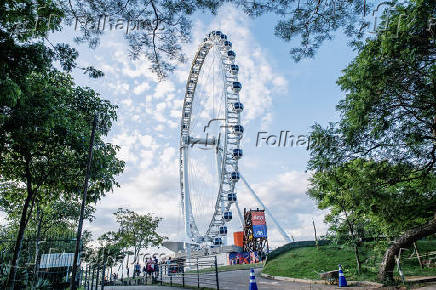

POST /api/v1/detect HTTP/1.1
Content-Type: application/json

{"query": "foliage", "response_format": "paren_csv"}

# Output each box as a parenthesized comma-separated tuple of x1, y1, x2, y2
(113, 208, 166, 261)
(307, 0, 436, 283)
(262, 241, 436, 282)
(95, 231, 127, 267)
(2, 0, 401, 79)
(0, 4, 125, 286)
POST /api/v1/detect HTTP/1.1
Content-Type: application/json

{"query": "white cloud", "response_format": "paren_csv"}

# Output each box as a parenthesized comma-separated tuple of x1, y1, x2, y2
(234, 171, 328, 246)
(82, 4, 319, 251)
(133, 82, 150, 95)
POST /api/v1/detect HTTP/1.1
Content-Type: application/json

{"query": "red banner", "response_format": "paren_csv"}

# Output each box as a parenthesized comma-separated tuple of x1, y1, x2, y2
(251, 211, 266, 226)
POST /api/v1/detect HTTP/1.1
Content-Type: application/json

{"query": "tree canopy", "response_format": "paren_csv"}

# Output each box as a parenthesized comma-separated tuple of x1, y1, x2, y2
(2, 0, 400, 79)
(308, 0, 436, 283)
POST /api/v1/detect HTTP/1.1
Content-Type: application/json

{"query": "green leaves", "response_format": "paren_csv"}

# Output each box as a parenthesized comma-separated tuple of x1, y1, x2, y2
(307, 0, 436, 264)
(113, 208, 166, 258)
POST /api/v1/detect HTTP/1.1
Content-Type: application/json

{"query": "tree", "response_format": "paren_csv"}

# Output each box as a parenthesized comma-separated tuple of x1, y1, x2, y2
(2, 0, 391, 79)
(114, 208, 166, 262)
(308, 0, 436, 284)
(96, 231, 127, 270)
(308, 159, 378, 273)
(0, 68, 124, 287)
(62, 0, 379, 78)
(1, 1, 123, 288)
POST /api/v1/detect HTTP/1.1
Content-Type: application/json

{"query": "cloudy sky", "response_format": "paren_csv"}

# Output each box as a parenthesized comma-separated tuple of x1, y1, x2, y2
(39, 4, 358, 249)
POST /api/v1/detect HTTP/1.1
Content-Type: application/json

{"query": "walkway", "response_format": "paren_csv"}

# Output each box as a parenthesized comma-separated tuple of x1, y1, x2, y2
(103, 286, 184, 290)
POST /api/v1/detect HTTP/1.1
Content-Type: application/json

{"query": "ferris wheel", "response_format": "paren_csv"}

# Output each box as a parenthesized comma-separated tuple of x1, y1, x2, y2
(179, 31, 244, 251)
(179, 31, 292, 256)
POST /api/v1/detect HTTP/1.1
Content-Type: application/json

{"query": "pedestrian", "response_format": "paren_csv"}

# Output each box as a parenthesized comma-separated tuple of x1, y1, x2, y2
(134, 262, 141, 278)
(146, 258, 153, 276)
(153, 256, 159, 278)
(142, 264, 147, 277)
(166, 257, 172, 275)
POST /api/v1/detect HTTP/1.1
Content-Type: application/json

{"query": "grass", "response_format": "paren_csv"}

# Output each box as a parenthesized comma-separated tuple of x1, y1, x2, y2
(262, 240, 436, 282)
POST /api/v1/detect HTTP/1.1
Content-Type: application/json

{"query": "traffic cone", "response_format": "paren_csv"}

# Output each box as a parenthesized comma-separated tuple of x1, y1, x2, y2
(249, 268, 258, 290)
(338, 264, 347, 287)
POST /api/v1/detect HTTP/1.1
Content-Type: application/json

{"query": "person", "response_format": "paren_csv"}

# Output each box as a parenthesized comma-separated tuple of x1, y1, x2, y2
(153, 256, 159, 278)
(142, 264, 147, 277)
(134, 262, 141, 278)
(166, 257, 172, 275)
(146, 258, 154, 277)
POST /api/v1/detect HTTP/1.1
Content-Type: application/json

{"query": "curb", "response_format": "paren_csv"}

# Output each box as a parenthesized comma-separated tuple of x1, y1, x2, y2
(406, 276, 436, 283)
(260, 273, 383, 288)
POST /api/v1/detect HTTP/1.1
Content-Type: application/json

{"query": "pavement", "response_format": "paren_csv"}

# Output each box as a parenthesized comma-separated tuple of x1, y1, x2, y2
(99, 269, 436, 289)
(218, 268, 337, 289)
(414, 283, 436, 289)
(103, 287, 184, 290)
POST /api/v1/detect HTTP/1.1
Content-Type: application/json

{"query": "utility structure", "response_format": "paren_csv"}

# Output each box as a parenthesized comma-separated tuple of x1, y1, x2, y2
(243, 209, 268, 254)
(179, 31, 291, 258)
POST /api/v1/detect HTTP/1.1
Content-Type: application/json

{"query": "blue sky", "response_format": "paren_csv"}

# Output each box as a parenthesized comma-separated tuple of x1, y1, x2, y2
(43, 4, 360, 248)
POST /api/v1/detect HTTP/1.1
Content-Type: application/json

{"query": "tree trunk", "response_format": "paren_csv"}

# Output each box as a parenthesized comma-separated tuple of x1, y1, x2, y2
(354, 243, 362, 274)
(7, 159, 35, 289)
(34, 204, 43, 277)
(378, 217, 436, 284)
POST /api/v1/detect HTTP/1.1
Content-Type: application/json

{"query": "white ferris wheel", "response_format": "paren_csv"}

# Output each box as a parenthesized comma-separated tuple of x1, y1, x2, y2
(179, 31, 291, 255)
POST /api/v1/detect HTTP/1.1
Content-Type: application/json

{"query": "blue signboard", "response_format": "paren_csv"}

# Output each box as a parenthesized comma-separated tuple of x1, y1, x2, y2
(253, 224, 267, 238)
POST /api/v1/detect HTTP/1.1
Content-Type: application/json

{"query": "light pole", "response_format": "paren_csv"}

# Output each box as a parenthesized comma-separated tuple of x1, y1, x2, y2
(70, 116, 97, 290)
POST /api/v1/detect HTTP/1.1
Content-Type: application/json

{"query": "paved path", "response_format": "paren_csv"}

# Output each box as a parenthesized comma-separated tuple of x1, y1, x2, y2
(104, 286, 184, 290)
(165, 268, 337, 289)
(416, 283, 436, 289)
(218, 268, 337, 289)
(98, 269, 436, 289)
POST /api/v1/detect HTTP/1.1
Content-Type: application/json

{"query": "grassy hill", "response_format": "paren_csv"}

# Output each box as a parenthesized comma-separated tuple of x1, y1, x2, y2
(263, 240, 436, 282)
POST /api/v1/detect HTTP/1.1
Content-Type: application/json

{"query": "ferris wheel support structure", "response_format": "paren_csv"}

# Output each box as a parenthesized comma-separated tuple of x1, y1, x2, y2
(240, 174, 292, 243)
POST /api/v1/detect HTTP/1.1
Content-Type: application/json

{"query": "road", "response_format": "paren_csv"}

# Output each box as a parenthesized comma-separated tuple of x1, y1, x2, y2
(218, 268, 337, 290)
(101, 269, 436, 289)
(161, 268, 337, 289)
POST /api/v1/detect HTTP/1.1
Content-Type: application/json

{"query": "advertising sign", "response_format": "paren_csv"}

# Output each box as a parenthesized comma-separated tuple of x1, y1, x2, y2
(39, 253, 79, 268)
(251, 211, 267, 238)
(251, 211, 266, 225)
(228, 252, 260, 264)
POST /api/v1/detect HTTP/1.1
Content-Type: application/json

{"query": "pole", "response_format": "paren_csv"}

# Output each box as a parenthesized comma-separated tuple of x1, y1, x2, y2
(95, 258, 100, 290)
(182, 263, 185, 287)
(101, 248, 106, 290)
(214, 255, 219, 290)
(160, 264, 162, 286)
(71, 115, 98, 290)
(84, 264, 88, 289)
(196, 257, 199, 288)
(240, 174, 292, 243)
(90, 265, 95, 290)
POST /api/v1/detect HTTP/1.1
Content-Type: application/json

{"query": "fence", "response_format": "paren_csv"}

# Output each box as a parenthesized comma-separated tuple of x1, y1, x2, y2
(156, 256, 220, 289)
(0, 235, 81, 288)
(79, 255, 220, 290)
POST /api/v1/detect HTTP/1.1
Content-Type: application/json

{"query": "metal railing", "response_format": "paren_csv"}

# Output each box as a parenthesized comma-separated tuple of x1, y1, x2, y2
(156, 256, 220, 289)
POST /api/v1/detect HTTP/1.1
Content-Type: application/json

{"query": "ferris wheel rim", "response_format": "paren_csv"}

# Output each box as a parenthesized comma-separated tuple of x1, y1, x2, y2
(179, 31, 244, 245)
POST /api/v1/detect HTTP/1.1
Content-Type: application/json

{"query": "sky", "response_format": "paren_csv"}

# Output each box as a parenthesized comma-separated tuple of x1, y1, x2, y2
(1, 3, 359, 249)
